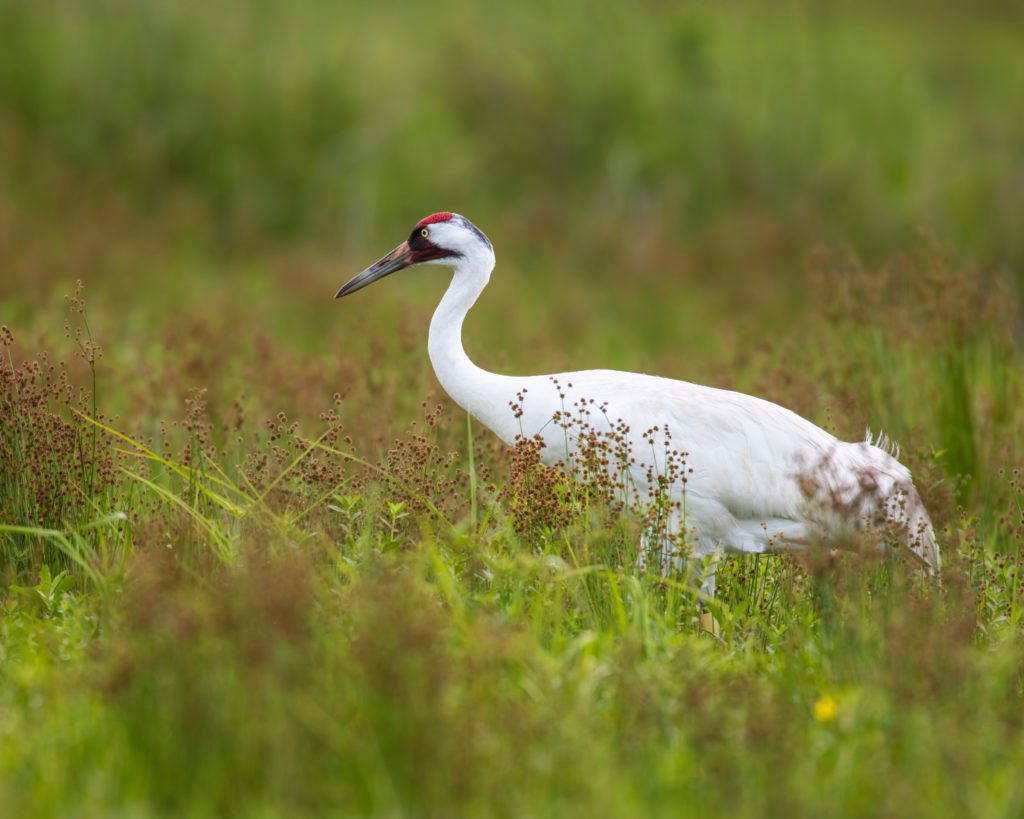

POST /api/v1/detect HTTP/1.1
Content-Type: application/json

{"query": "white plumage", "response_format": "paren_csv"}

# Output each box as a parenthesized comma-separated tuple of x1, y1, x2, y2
(338, 212, 941, 596)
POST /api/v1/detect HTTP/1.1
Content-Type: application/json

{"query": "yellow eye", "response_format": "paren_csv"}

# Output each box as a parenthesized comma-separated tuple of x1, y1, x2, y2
(420, 228, 429, 238)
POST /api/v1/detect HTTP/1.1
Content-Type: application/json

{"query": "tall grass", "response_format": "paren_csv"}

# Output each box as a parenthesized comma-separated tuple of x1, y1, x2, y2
(1, 250, 1023, 815)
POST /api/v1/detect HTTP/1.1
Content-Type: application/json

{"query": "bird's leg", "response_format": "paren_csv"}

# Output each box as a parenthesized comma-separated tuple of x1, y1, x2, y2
(636, 527, 650, 573)
(694, 545, 722, 639)
(692, 544, 720, 598)
(642, 520, 722, 639)
(637, 521, 676, 576)
(699, 610, 721, 639)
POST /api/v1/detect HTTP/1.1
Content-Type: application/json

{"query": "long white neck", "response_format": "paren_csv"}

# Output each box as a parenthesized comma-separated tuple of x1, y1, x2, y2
(427, 253, 515, 437)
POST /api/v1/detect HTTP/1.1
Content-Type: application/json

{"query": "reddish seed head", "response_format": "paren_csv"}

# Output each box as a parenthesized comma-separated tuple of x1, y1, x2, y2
(415, 212, 454, 228)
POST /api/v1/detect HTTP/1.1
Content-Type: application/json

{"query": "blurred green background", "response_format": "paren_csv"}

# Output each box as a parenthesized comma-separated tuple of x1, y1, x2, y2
(2, 0, 1021, 283)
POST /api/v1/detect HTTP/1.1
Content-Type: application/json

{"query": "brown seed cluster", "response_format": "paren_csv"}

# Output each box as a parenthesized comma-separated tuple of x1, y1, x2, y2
(965, 468, 1024, 629)
(381, 402, 474, 524)
(242, 399, 351, 497)
(0, 325, 118, 567)
(502, 388, 694, 570)
(503, 433, 574, 537)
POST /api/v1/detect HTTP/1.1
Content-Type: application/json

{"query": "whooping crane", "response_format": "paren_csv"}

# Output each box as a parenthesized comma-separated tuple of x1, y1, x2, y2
(336, 212, 941, 600)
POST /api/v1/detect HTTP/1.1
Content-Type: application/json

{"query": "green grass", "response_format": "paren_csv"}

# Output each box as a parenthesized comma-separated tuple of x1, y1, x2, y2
(2, 1, 1024, 817)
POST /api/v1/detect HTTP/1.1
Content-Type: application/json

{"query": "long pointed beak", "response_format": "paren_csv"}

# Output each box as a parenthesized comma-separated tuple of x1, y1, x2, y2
(335, 241, 414, 298)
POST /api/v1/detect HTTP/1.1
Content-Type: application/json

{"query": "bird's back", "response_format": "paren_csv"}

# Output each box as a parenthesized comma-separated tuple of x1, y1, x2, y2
(499, 368, 837, 509)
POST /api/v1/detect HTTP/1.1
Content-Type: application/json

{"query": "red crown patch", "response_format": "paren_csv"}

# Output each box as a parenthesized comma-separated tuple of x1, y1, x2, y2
(415, 212, 454, 228)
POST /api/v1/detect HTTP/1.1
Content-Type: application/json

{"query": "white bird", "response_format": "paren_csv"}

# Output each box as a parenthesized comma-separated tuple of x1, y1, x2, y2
(337, 212, 941, 598)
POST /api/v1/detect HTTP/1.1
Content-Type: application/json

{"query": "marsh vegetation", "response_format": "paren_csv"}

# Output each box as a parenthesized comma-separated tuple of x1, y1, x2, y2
(1, 2, 1023, 816)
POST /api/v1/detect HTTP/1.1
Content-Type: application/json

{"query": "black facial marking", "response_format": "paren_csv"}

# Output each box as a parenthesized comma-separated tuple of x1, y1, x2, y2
(406, 224, 457, 263)
(408, 227, 433, 252)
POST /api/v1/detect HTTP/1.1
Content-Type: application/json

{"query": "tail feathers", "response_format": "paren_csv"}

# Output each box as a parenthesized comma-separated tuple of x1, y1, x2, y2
(864, 427, 901, 460)
(805, 439, 941, 577)
(882, 478, 940, 576)
(860, 430, 940, 576)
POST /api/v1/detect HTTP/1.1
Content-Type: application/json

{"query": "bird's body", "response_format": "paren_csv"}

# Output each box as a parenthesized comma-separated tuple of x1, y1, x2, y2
(339, 212, 941, 594)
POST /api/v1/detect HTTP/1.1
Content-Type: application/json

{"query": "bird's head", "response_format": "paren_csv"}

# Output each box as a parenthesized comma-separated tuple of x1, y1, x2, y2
(336, 212, 494, 298)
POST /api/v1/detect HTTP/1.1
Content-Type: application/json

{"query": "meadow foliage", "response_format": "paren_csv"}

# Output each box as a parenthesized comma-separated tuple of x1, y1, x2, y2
(1, 2, 1024, 817)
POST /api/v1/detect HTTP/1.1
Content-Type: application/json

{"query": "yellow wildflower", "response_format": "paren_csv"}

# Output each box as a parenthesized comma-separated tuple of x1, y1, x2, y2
(813, 695, 838, 723)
